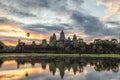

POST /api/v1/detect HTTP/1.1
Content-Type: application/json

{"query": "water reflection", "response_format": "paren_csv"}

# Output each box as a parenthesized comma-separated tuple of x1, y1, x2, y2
(0, 57, 120, 80)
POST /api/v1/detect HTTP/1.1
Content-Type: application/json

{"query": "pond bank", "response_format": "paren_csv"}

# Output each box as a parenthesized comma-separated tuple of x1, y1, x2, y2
(0, 55, 120, 62)
(0, 53, 120, 58)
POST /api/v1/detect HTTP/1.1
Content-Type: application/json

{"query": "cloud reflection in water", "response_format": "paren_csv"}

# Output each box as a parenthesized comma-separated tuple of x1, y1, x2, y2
(0, 57, 120, 80)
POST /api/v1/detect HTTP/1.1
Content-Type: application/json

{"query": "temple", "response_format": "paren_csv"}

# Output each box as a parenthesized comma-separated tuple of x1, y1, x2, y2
(15, 30, 120, 53)
(15, 30, 84, 53)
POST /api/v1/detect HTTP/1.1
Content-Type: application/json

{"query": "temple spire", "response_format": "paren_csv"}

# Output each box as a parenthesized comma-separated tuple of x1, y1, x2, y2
(73, 34, 77, 41)
(59, 30, 65, 41)
(53, 33, 57, 41)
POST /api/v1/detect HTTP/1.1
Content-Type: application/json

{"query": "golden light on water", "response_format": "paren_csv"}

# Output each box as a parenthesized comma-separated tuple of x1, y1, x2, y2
(0, 60, 50, 80)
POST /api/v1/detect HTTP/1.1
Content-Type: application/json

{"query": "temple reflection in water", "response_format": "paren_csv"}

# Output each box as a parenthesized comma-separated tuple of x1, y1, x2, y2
(0, 57, 120, 79)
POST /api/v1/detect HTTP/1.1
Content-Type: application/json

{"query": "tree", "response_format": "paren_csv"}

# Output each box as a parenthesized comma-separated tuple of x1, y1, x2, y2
(116, 43, 120, 53)
(78, 38, 85, 53)
(41, 39, 48, 48)
(65, 46, 70, 52)
(73, 40, 79, 52)
(73, 34, 77, 41)
(93, 39, 103, 53)
(56, 42, 64, 52)
(0, 41, 5, 51)
(72, 34, 79, 52)
(110, 39, 118, 53)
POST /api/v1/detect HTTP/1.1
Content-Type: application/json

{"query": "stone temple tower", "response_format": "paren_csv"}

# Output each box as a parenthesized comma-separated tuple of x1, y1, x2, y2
(59, 30, 65, 41)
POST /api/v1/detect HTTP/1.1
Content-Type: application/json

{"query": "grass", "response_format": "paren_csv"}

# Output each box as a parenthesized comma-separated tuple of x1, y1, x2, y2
(0, 53, 79, 57)
(0, 53, 120, 57)
(81, 54, 120, 57)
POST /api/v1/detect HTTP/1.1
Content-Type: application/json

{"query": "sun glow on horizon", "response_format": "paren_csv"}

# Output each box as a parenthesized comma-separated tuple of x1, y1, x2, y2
(0, 24, 49, 46)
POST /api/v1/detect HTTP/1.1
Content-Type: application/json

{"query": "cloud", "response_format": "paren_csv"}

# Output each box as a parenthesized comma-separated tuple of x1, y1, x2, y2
(0, 24, 48, 46)
(98, 0, 120, 13)
(0, 13, 18, 25)
(0, 2, 37, 18)
(22, 23, 73, 34)
(0, 0, 84, 25)
(84, 71, 120, 80)
(0, 0, 84, 16)
(19, 66, 120, 80)
(0, 35, 47, 46)
(71, 11, 120, 41)
(105, 21, 120, 25)
(71, 11, 104, 35)
(0, 17, 11, 24)
(98, 0, 120, 21)
(0, 0, 119, 45)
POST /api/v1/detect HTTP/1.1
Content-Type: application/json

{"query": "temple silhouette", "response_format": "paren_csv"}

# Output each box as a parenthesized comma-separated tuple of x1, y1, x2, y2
(15, 30, 85, 53)
(15, 30, 120, 53)
(0, 57, 119, 79)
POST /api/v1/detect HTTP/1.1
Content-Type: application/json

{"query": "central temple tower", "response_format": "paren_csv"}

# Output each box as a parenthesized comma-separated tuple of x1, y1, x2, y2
(59, 30, 65, 41)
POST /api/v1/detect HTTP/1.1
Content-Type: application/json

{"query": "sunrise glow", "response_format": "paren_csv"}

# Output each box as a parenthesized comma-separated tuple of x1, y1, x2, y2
(0, 0, 120, 46)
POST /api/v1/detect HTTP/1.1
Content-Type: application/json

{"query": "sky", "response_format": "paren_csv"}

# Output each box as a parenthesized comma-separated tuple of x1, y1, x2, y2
(0, 0, 120, 46)
(1, 60, 120, 80)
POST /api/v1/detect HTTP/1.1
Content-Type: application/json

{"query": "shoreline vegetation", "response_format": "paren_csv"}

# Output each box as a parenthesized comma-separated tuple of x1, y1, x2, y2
(15, 30, 120, 53)
(0, 30, 120, 55)
(0, 53, 120, 58)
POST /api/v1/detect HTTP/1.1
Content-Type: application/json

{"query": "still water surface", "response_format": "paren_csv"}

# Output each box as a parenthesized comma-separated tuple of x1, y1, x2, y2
(0, 56, 120, 80)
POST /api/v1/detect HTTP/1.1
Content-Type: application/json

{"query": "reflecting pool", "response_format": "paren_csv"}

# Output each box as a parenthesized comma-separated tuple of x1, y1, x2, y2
(0, 56, 120, 80)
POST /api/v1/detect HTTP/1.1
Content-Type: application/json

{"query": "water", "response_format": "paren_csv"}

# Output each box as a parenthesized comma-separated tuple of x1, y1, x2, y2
(0, 56, 120, 80)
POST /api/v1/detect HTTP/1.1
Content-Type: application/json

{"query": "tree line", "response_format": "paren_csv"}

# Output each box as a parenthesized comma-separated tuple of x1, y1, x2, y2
(0, 41, 15, 52)
(42, 38, 120, 54)
(16, 38, 120, 53)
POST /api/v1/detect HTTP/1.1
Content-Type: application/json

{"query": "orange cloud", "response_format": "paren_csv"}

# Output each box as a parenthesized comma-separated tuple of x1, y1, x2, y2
(3, 41, 17, 46)
(116, 4, 120, 12)
(98, 0, 120, 20)
(108, 4, 120, 12)
(0, 24, 49, 46)
(0, 24, 25, 37)
(30, 33, 49, 40)
(99, 0, 120, 12)
(98, 0, 113, 7)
